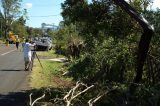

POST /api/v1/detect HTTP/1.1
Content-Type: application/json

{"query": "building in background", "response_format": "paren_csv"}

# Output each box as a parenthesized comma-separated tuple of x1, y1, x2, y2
(41, 23, 59, 34)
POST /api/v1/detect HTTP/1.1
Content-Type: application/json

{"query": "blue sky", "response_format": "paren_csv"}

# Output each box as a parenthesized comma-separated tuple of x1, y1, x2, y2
(22, 0, 160, 28)
(22, 0, 65, 28)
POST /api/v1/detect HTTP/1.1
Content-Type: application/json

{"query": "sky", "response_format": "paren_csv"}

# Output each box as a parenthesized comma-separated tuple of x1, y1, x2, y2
(22, 0, 160, 28)
(152, 0, 160, 9)
(22, 0, 65, 28)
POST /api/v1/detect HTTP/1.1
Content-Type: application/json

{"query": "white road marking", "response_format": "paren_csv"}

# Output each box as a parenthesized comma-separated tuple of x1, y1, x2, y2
(0, 49, 16, 56)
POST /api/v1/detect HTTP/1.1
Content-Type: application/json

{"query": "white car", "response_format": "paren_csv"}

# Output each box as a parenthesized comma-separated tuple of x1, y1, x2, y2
(34, 37, 52, 51)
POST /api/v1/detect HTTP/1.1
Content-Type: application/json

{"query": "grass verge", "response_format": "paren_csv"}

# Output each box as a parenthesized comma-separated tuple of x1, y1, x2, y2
(36, 50, 64, 58)
(0, 38, 5, 44)
(30, 51, 73, 89)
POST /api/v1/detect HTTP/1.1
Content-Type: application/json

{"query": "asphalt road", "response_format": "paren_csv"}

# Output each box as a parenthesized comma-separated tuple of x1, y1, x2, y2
(0, 44, 30, 106)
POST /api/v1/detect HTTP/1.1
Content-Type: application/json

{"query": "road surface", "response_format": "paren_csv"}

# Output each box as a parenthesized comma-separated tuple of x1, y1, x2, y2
(0, 44, 30, 106)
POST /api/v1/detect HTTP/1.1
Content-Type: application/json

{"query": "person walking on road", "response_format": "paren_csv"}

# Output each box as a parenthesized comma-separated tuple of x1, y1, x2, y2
(21, 37, 26, 51)
(23, 39, 35, 71)
(15, 37, 20, 50)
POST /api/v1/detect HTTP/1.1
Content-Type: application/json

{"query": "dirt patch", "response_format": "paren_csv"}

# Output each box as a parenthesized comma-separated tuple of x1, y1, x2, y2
(52, 76, 74, 88)
(37, 55, 55, 59)
(37, 55, 67, 62)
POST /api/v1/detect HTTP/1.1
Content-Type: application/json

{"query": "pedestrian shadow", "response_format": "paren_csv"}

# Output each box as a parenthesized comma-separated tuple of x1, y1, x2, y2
(0, 87, 67, 106)
(0, 69, 25, 71)
(0, 91, 29, 106)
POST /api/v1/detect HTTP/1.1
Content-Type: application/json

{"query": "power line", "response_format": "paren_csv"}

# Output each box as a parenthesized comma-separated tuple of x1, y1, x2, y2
(29, 14, 61, 17)
(32, 4, 61, 7)
(14, 14, 61, 18)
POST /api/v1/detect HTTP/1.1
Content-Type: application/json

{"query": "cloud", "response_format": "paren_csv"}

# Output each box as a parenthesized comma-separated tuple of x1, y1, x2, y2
(25, 3, 33, 9)
(152, 0, 160, 9)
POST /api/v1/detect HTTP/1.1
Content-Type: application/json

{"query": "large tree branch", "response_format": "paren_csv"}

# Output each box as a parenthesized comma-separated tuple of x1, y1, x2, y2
(113, 0, 154, 83)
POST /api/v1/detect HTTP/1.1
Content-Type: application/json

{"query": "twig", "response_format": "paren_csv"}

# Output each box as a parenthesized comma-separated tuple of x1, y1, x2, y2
(88, 92, 106, 106)
(148, 54, 160, 62)
(72, 85, 94, 100)
(29, 93, 33, 106)
(29, 93, 45, 106)
(63, 81, 94, 106)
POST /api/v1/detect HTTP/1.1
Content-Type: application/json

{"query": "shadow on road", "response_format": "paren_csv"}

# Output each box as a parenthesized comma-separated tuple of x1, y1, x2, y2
(0, 87, 72, 106)
(0, 91, 29, 106)
(0, 69, 25, 71)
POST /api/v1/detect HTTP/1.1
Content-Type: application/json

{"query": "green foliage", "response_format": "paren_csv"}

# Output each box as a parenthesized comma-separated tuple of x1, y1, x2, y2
(25, 27, 43, 38)
(54, 24, 80, 45)
(61, 0, 143, 52)
(29, 0, 160, 105)
(32, 28, 43, 37)
(0, 0, 23, 38)
(11, 18, 27, 37)
(1, 0, 22, 17)
(46, 29, 55, 39)
(129, 0, 153, 12)
(69, 36, 137, 82)
(61, 0, 158, 84)
(93, 83, 160, 106)
(144, 9, 160, 37)
(141, 9, 160, 85)
(53, 24, 83, 56)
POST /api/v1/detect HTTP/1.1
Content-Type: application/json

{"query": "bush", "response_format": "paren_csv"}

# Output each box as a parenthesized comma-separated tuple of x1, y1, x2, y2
(69, 36, 137, 83)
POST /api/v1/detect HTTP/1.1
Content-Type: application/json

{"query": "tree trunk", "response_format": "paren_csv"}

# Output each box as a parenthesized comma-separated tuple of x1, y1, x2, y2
(113, 0, 154, 84)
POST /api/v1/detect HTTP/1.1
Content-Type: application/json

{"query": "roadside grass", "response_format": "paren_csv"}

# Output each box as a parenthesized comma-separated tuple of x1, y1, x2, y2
(0, 38, 5, 44)
(30, 60, 62, 88)
(36, 49, 64, 58)
(30, 50, 73, 89)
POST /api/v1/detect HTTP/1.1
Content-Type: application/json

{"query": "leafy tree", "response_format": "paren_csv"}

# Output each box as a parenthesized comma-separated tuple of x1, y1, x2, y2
(32, 28, 43, 37)
(129, 0, 153, 11)
(68, 36, 137, 82)
(0, 0, 22, 38)
(53, 24, 83, 58)
(61, 0, 144, 52)
(28, 0, 160, 105)
(12, 18, 27, 38)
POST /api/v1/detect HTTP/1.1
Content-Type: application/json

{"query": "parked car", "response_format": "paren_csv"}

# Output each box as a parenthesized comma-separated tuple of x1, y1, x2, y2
(34, 36, 52, 51)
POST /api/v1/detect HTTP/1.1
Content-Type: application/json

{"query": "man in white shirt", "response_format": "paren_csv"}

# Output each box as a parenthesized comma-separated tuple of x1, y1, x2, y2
(23, 39, 35, 70)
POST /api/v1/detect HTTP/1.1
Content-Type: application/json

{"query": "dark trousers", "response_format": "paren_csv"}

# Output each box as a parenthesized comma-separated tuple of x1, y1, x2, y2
(16, 42, 19, 49)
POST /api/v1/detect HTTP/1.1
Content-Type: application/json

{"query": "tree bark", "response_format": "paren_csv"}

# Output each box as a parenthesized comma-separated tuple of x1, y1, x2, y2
(113, 0, 154, 83)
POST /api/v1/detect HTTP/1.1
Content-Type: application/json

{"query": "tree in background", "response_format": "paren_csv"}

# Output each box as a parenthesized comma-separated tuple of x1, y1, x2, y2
(0, 0, 22, 38)
(53, 23, 83, 59)
(32, 28, 43, 37)
(61, 0, 143, 52)
(12, 16, 27, 38)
